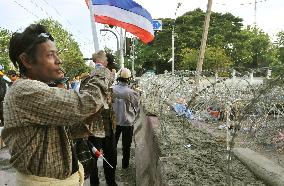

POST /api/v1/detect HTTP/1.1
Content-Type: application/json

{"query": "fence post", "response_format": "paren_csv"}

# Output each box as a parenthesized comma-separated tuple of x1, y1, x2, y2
(232, 69, 236, 82)
(266, 69, 271, 79)
(215, 72, 218, 83)
(249, 71, 254, 83)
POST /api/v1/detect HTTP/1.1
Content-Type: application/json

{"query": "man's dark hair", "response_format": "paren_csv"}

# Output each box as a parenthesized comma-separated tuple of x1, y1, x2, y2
(6, 70, 17, 76)
(9, 24, 54, 76)
(106, 53, 117, 71)
(117, 77, 130, 83)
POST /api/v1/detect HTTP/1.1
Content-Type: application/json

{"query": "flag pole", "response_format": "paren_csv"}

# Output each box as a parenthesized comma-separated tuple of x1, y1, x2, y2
(89, 0, 100, 52)
(120, 27, 125, 68)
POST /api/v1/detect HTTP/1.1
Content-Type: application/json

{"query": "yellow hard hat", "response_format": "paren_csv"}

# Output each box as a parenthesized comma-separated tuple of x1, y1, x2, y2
(117, 68, 131, 79)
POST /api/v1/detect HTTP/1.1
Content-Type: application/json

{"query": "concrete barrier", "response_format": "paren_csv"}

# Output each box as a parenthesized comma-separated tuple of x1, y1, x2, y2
(134, 108, 163, 186)
(0, 127, 5, 149)
(134, 108, 284, 185)
(233, 148, 284, 186)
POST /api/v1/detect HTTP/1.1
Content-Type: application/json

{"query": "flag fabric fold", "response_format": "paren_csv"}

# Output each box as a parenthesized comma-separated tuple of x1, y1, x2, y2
(89, 0, 154, 44)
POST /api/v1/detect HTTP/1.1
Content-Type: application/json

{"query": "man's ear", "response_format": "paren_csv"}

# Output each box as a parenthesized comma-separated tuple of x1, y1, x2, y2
(19, 53, 32, 70)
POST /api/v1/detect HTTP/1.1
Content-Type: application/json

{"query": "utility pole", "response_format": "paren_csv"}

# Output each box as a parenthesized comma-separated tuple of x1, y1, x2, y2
(89, 0, 99, 52)
(172, 2, 182, 75)
(253, 0, 258, 69)
(254, 0, 257, 28)
(172, 28, 175, 75)
(196, 0, 213, 75)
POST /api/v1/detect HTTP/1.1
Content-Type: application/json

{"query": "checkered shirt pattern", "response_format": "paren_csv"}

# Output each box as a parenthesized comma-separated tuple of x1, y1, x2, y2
(78, 67, 116, 138)
(1, 68, 112, 179)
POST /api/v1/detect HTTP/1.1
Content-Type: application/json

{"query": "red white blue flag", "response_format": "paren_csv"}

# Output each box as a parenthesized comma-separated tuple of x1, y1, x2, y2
(87, 0, 154, 44)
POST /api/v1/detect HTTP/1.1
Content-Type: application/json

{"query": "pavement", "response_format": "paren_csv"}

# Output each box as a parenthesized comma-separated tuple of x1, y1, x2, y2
(0, 147, 16, 186)
(0, 139, 135, 186)
(84, 139, 135, 186)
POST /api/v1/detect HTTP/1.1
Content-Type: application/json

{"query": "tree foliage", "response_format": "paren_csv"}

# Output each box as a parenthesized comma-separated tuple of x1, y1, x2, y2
(231, 26, 277, 70)
(0, 19, 90, 78)
(134, 9, 279, 74)
(276, 31, 284, 47)
(275, 31, 284, 64)
(268, 31, 284, 75)
(133, 9, 244, 74)
(180, 47, 233, 71)
(0, 28, 12, 70)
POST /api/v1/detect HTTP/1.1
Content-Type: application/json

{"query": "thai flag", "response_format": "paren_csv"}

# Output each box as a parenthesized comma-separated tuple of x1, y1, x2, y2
(88, 0, 154, 44)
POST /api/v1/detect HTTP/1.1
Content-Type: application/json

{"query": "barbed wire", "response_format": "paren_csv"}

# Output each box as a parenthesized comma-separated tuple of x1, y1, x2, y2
(139, 67, 284, 185)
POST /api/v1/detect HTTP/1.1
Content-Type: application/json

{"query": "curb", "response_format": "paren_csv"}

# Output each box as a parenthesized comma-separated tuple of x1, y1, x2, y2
(233, 148, 284, 186)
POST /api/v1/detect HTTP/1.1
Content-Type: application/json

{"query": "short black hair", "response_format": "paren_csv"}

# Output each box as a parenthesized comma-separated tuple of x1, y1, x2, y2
(106, 53, 117, 71)
(116, 77, 130, 83)
(6, 70, 17, 76)
(9, 24, 54, 76)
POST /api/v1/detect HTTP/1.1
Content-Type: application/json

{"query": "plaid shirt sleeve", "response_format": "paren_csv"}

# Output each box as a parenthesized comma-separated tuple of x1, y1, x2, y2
(4, 68, 112, 128)
(71, 67, 115, 138)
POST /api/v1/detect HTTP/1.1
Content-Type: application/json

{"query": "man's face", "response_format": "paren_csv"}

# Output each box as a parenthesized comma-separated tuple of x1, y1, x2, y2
(31, 40, 64, 82)
(10, 74, 18, 82)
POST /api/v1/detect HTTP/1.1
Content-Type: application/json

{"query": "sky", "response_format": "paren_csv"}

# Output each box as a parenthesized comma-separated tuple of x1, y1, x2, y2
(0, 0, 283, 58)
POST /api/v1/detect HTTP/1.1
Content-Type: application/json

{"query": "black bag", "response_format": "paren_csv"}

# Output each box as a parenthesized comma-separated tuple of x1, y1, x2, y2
(74, 138, 93, 179)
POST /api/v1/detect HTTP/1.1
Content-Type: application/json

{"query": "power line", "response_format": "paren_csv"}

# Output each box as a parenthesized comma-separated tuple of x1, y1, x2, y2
(254, 0, 257, 28)
(15, 0, 93, 55)
(26, 0, 90, 44)
(39, 0, 96, 55)
(30, 0, 50, 18)
(39, 0, 91, 43)
(214, 0, 268, 29)
(41, 0, 61, 17)
(215, 0, 267, 6)
(13, 0, 39, 19)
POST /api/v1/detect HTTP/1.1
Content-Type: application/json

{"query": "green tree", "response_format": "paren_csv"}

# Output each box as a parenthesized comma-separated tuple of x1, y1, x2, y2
(176, 9, 243, 50)
(37, 19, 90, 78)
(275, 31, 284, 64)
(231, 27, 277, 71)
(130, 9, 278, 75)
(180, 47, 233, 71)
(0, 28, 12, 70)
(276, 31, 284, 46)
(134, 9, 244, 74)
(266, 31, 284, 76)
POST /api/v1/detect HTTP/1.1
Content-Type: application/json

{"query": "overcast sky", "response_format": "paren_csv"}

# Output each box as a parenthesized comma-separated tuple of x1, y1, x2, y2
(0, 0, 283, 57)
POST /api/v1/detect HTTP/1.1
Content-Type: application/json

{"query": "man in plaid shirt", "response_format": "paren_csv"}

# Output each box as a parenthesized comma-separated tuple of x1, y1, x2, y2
(1, 24, 112, 185)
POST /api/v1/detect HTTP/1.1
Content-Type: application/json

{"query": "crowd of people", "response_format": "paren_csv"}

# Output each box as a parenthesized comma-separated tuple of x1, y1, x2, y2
(0, 23, 141, 186)
(0, 67, 20, 126)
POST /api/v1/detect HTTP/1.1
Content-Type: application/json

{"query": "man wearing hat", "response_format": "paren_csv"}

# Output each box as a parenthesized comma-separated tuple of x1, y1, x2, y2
(112, 68, 140, 169)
